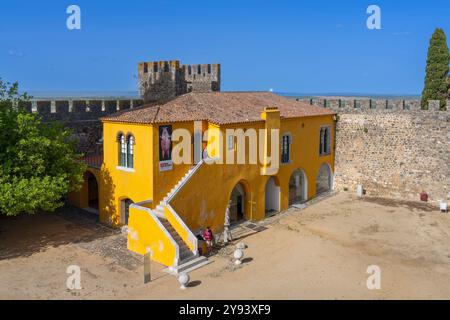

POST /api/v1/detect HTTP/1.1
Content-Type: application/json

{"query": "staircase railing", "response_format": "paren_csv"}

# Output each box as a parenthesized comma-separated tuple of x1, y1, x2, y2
(160, 160, 207, 256)
(127, 201, 180, 267)
(165, 204, 198, 255)
(165, 160, 205, 204)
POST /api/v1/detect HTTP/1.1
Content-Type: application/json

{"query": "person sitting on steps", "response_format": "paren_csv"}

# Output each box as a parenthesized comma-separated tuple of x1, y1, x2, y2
(202, 226, 214, 254)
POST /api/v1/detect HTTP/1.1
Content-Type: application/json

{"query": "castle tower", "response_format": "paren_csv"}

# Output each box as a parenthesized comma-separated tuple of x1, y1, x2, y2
(138, 60, 221, 104)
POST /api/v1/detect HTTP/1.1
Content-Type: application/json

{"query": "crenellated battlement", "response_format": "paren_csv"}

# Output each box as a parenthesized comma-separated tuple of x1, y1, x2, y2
(21, 98, 143, 122)
(138, 59, 221, 103)
(296, 97, 449, 113)
(301, 96, 450, 204)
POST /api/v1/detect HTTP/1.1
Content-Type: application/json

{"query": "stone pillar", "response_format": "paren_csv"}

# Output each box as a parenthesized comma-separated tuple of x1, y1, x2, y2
(130, 99, 134, 109)
(86, 100, 90, 112)
(69, 100, 73, 112)
(116, 100, 120, 111)
(101, 100, 106, 112)
(31, 101, 37, 113)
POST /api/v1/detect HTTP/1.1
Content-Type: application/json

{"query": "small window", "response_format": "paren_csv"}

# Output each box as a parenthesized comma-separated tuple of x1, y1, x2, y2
(281, 134, 291, 163)
(153, 63, 158, 72)
(118, 132, 135, 169)
(127, 135, 135, 169)
(143, 63, 148, 73)
(119, 134, 127, 167)
(164, 62, 169, 72)
(188, 65, 192, 75)
(197, 65, 201, 74)
(319, 127, 331, 156)
(227, 135, 234, 150)
(207, 64, 212, 74)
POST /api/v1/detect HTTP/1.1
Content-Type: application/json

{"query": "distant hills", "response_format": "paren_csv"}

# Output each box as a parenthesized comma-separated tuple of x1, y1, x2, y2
(23, 90, 421, 100)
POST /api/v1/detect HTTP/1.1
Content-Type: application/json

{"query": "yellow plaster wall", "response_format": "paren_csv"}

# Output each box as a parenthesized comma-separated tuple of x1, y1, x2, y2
(151, 121, 211, 206)
(99, 121, 154, 226)
(169, 114, 335, 234)
(71, 112, 335, 236)
(127, 206, 177, 267)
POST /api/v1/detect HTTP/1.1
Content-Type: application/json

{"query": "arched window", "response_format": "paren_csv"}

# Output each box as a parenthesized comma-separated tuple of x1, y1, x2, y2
(118, 134, 127, 167)
(319, 126, 331, 155)
(127, 135, 135, 169)
(117, 132, 135, 169)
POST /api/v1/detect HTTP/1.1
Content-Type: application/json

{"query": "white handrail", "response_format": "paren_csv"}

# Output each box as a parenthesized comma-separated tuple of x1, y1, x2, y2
(167, 204, 198, 255)
(130, 202, 180, 266)
(165, 159, 205, 204)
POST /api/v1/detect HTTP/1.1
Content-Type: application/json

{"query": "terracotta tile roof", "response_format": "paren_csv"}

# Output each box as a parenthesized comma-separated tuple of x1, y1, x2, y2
(101, 92, 335, 125)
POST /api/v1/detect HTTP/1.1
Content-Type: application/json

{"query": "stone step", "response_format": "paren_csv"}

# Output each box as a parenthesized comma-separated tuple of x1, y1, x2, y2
(176, 256, 211, 275)
(180, 250, 194, 261)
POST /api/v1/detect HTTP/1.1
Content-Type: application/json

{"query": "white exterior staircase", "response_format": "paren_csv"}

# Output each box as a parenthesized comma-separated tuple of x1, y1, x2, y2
(154, 160, 210, 274)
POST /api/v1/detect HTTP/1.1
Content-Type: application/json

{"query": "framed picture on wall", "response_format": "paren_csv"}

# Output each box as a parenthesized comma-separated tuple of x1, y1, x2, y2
(159, 125, 173, 172)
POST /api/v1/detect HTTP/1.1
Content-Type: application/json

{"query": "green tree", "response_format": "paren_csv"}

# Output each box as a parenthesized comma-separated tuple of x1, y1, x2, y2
(421, 28, 450, 110)
(0, 78, 86, 216)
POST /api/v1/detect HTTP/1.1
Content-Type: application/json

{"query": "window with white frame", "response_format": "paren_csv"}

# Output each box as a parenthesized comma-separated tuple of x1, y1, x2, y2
(118, 133, 135, 169)
(119, 134, 127, 167)
(281, 134, 291, 164)
(127, 135, 134, 169)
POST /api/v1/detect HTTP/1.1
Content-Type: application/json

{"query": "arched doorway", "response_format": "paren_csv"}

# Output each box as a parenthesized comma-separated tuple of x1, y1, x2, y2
(229, 182, 248, 225)
(120, 198, 134, 225)
(265, 176, 280, 216)
(86, 171, 99, 212)
(316, 163, 332, 195)
(289, 169, 307, 205)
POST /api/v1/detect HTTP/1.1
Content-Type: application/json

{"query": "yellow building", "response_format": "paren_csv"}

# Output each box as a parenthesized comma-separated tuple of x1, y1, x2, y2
(68, 92, 336, 273)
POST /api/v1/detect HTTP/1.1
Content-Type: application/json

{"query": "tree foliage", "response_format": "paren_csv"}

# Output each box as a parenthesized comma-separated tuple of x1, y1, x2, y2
(0, 78, 86, 216)
(421, 28, 450, 109)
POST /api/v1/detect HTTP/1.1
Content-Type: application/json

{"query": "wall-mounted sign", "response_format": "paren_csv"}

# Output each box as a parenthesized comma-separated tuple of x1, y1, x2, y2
(159, 125, 173, 172)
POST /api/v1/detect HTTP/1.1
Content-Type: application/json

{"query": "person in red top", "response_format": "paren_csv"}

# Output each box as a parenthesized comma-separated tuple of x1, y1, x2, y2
(202, 227, 214, 254)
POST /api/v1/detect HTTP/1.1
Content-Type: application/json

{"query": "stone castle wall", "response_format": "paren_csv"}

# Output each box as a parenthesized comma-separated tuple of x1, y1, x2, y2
(22, 98, 143, 155)
(298, 98, 450, 203)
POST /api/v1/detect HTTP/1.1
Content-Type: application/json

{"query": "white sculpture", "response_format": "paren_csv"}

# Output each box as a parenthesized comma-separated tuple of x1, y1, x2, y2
(178, 273, 190, 290)
(440, 202, 448, 213)
(234, 249, 244, 265)
(223, 201, 233, 243)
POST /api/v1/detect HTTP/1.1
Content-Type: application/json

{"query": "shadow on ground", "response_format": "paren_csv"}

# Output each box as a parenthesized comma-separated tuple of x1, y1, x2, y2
(360, 196, 437, 212)
(0, 205, 119, 261)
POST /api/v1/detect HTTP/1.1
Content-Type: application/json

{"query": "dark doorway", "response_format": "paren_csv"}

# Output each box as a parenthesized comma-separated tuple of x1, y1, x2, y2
(121, 199, 134, 225)
(230, 182, 247, 225)
(86, 172, 99, 211)
(236, 195, 244, 221)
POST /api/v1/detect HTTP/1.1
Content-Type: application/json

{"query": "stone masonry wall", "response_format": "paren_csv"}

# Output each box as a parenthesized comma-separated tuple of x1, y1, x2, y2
(23, 98, 143, 155)
(299, 98, 450, 203)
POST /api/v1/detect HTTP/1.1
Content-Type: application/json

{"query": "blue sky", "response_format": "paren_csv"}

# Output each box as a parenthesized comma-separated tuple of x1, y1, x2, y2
(0, 0, 449, 95)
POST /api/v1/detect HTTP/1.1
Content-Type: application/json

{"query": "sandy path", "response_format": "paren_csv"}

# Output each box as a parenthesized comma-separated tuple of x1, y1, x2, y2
(1, 193, 450, 299)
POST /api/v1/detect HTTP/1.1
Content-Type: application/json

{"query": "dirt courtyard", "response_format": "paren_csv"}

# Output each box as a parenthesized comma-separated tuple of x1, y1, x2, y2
(1, 193, 450, 300)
